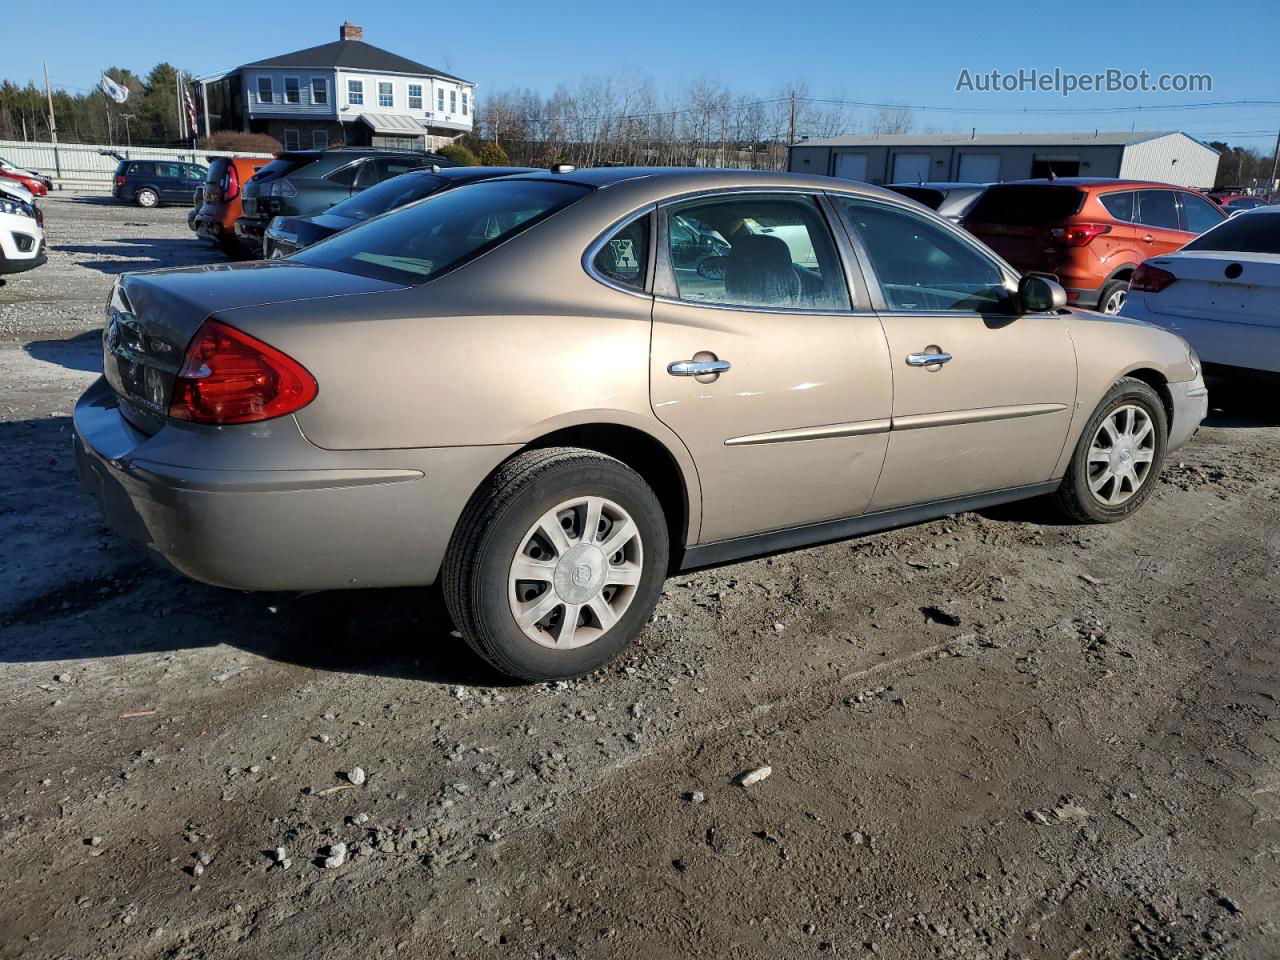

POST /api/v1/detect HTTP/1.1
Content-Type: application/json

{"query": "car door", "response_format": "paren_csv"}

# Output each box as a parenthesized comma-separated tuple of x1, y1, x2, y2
(154, 162, 183, 202)
(832, 195, 1076, 511)
(1134, 189, 1188, 256)
(649, 190, 893, 543)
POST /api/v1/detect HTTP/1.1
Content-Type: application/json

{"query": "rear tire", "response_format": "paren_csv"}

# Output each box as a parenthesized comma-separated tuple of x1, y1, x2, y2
(1098, 279, 1128, 315)
(134, 188, 158, 208)
(443, 447, 669, 682)
(1052, 377, 1167, 523)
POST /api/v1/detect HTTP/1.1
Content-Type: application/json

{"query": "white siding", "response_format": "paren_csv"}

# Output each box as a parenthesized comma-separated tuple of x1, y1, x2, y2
(334, 69, 474, 133)
(1118, 133, 1219, 189)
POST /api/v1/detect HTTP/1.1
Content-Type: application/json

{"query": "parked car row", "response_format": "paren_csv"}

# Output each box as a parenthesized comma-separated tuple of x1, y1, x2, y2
(75, 165, 1211, 682)
(0, 156, 52, 197)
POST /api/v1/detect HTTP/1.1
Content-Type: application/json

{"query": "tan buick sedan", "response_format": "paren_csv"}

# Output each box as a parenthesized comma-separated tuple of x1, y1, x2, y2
(74, 167, 1208, 680)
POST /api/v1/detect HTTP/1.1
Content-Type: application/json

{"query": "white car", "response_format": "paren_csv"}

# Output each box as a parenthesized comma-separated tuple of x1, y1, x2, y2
(1121, 206, 1279, 376)
(0, 184, 45, 276)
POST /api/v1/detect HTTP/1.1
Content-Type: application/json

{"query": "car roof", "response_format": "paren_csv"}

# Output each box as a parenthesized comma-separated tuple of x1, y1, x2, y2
(500, 166, 910, 204)
(888, 181, 987, 190)
(991, 177, 1198, 190)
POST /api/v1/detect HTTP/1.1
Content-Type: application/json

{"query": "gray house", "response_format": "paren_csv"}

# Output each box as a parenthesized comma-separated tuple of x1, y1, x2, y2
(195, 23, 474, 151)
(788, 131, 1220, 189)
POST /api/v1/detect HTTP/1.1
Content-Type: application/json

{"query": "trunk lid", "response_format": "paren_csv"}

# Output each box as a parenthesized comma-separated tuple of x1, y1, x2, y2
(1142, 251, 1280, 325)
(241, 153, 314, 220)
(102, 262, 404, 434)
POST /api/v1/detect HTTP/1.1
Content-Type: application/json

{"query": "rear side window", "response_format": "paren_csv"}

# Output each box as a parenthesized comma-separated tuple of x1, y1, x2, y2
(1136, 190, 1179, 230)
(592, 215, 650, 292)
(1098, 191, 1135, 222)
(291, 179, 591, 284)
(1178, 192, 1224, 234)
(126, 162, 154, 177)
(1183, 213, 1280, 254)
(967, 185, 1085, 225)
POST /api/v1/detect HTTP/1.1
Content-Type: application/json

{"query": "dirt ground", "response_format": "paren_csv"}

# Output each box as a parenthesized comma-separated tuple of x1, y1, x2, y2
(1, 194, 1279, 960)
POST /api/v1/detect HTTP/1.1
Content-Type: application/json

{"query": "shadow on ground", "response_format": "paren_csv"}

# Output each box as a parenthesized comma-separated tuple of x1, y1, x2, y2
(24, 330, 103, 373)
(54, 238, 229, 274)
(0, 413, 508, 687)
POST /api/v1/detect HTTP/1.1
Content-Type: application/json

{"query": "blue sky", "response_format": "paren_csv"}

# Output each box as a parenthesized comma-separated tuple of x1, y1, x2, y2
(14, 0, 1280, 150)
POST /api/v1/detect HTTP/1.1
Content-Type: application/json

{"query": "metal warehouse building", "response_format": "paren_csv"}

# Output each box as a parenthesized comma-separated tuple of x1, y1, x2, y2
(787, 130, 1220, 189)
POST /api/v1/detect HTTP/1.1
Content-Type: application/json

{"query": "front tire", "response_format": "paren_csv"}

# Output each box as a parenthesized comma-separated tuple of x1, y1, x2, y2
(443, 448, 669, 681)
(1053, 377, 1167, 523)
(134, 188, 158, 208)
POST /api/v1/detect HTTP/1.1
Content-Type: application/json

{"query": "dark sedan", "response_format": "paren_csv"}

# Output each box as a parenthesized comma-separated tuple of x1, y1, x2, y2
(263, 165, 537, 258)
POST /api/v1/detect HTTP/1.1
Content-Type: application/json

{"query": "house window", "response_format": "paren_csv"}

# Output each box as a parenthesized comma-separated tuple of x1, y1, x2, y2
(312, 130, 328, 150)
(257, 77, 273, 104)
(461, 92, 469, 116)
(408, 84, 423, 110)
(437, 88, 444, 112)
(283, 128, 300, 150)
(449, 90, 457, 113)
(284, 77, 300, 104)
(348, 79, 364, 106)
(311, 78, 328, 105)
(378, 82, 394, 108)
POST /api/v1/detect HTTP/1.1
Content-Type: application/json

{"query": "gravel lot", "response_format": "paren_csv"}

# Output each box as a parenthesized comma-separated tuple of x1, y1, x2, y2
(2, 194, 1279, 960)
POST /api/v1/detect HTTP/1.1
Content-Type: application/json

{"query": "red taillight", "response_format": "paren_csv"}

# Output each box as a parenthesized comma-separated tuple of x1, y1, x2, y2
(169, 320, 317, 425)
(1050, 223, 1111, 247)
(115, 174, 126, 187)
(1129, 262, 1177, 294)
(224, 165, 240, 201)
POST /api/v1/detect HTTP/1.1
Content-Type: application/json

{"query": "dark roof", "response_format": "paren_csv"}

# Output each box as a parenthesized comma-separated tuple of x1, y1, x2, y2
(238, 39, 467, 82)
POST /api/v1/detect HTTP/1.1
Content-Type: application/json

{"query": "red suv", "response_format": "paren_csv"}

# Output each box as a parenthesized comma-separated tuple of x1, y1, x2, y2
(964, 179, 1225, 314)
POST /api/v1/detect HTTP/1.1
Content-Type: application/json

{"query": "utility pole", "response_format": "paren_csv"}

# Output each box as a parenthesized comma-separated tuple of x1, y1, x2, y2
(121, 113, 135, 147)
(1271, 127, 1280, 196)
(43, 62, 61, 178)
(787, 90, 796, 147)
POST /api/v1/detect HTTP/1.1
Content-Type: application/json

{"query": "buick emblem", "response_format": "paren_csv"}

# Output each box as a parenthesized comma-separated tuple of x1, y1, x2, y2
(572, 564, 593, 588)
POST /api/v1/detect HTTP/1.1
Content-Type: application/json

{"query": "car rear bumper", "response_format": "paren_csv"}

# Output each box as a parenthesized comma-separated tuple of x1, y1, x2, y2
(72, 376, 514, 592)
(234, 216, 267, 244)
(1064, 285, 1102, 308)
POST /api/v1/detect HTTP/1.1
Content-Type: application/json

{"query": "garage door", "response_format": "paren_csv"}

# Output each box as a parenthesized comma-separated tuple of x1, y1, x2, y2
(958, 154, 1000, 183)
(891, 153, 931, 184)
(834, 153, 868, 181)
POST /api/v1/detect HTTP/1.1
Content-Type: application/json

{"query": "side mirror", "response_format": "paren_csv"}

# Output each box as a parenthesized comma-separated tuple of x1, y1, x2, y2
(697, 256, 729, 280)
(1018, 273, 1066, 313)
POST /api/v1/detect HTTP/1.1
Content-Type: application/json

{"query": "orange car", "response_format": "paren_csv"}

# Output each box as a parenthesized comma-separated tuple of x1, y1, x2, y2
(193, 156, 268, 258)
(965, 179, 1225, 314)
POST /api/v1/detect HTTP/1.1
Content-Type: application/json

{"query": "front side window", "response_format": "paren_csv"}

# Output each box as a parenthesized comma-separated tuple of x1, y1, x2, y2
(347, 79, 364, 106)
(1178, 192, 1224, 234)
(408, 84, 423, 110)
(1098, 191, 1136, 223)
(592, 215, 650, 291)
(284, 77, 300, 104)
(156, 163, 183, 178)
(283, 129, 300, 151)
(1136, 190, 1180, 230)
(840, 198, 1007, 312)
(311, 78, 328, 105)
(257, 77, 273, 104)
(665, 194, 848, 310)
(378, 82, 394, 108)
(292, 180, 590, 285)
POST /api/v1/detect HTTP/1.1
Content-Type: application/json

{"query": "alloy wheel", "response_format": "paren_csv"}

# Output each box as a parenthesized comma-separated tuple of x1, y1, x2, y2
(507, 495, 644, 649)
(1102, 287, 1127, 315)
(1086, 403, 1156, 506)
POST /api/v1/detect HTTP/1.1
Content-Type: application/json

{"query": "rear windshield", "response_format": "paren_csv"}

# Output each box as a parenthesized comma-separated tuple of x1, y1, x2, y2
(291, 179, 591, 285)
(887, 186, 945, 210)
(250, 156, 310, 182)
(325, 172, 448, 221)
(205, 157, 230, 184)
(1182, 212, 1280, 255)
(966, 185, 1085, 226)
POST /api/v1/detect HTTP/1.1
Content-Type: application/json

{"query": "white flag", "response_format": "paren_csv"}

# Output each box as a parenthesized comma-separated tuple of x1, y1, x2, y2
(100, 74, 129, 104)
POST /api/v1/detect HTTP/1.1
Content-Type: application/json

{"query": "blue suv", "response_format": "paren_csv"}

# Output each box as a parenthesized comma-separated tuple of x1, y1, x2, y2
(112, 159, 207, 208)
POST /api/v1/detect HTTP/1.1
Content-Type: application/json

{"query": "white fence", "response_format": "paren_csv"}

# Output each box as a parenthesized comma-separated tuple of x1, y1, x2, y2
(0, 139, 275, 188)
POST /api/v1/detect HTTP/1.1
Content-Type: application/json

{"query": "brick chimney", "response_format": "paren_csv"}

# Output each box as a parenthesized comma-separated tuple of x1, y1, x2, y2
(340, 22, 363, 41)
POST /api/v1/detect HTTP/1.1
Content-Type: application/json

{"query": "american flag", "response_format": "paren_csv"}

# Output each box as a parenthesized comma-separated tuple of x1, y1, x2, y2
(183, 79, 197, 138)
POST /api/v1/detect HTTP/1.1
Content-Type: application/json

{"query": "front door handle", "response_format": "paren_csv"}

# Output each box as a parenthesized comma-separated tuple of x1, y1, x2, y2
(906, 351, 952, 367)
(668, 359, 731, 377)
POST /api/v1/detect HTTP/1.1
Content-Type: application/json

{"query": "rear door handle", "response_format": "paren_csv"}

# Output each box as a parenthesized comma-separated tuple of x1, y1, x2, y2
(1142, 234, 1156, 243)
(906, 352, 952, 367)
(668, 359, 731, 376)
